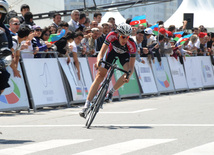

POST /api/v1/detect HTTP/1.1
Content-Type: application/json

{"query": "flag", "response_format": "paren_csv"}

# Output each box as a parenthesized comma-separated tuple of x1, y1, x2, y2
(48, 29, 66, 44)
(173, 31, 184, 41)
(179, 33, 193, 45)
(130, 15, 147, 27)
(150, 24, 159, 36)
(76, 87, 82, 95)
(84, 87, 88, 95)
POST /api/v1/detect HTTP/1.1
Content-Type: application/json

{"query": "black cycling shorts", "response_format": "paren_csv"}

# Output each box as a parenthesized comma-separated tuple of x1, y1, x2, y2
(103, 50, 130, 70)
(0, 70, 10, 91)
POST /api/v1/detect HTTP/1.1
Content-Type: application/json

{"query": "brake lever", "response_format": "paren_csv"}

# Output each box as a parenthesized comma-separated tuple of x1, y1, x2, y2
(98, 58, 103, 67)
(126, 70, 131, 79)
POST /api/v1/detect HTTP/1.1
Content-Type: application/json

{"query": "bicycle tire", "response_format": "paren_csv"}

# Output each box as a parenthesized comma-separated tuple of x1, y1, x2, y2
(86, 84, 108, 129)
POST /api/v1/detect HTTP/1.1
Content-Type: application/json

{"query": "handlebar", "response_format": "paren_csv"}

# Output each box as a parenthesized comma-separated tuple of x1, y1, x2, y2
(98, 59, 130, 79)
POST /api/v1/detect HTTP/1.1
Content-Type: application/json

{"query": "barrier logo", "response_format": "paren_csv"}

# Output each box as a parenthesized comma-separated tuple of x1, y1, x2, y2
(201, 60, 212, 83)
(0, 79, 21, 104)
(155, 61, 170, 88)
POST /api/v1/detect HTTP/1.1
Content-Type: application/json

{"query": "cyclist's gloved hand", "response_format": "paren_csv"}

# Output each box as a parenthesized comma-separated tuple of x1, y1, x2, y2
(123, 70, 131, 83)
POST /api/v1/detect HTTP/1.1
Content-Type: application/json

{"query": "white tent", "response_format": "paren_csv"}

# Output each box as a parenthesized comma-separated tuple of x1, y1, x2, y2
(164, 0, 214, 30)
(101, 9, 126, 25)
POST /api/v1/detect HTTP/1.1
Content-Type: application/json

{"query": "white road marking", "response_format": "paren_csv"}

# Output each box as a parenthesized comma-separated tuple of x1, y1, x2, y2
(174, 142, 214, 155)
(73, 139, 176, 155)
(0, 139, 91, 155)
(0, 124, 214, 128)
(100, 108, 157, 114)
(69, 108, 157, 114)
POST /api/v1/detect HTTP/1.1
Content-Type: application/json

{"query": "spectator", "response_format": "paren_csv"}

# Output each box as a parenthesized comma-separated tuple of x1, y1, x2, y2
(188, 34, 199, 56)
(131, 25, 138, 37)
(9, 17, 20, 36)
(50, 13, 61, 30)
(79, 12, 86, 29)
(207, 32, 214, 50)
(156, 20, 164, 26)
(69, 31, 84, 80)
(48, 25, 57, 34)
(147, 34, 164, 66)
(40, 27, 52, 56)
(54, 31, 75, 63)
(80, 27, 91, 57)
(198, 32, 208, 56)
(41, 27, 50, 42)
(88, 27, 99, 57)
(93, 12, 102, 24)
(58, 21, 69, 34)
(90, 20, 98, 29)
(20, 27, 39, 58)
(97, 25, 103, 38)
(168, 25, 176, 34)
(133, 29, 145, 64)
(19, 4, 30, 24)
(107, 22, 113, 32)
(68, 10, 80, 32)
(126, 18, 132, 25)
(138, 24, 146, 30)
(11, 26, 31, 66)
(144, 27, 156, 46)
(160, 33, 173, 57)
(108, 17, 116, 31)
(20, 11, 35, 29)
(32, 25, 48, 58)
(96, 23, 110, 51)
(83, 17, 90, 27)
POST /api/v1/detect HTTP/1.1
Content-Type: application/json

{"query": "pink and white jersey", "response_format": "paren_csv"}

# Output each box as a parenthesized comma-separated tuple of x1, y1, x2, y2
(104, 31, 136, 57)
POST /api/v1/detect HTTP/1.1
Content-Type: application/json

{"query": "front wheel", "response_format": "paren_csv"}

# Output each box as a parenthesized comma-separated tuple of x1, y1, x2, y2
(85, 84, 108, 129)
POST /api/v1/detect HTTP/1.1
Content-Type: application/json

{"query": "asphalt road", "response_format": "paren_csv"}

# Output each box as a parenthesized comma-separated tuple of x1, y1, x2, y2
(0, 89, 214, 155)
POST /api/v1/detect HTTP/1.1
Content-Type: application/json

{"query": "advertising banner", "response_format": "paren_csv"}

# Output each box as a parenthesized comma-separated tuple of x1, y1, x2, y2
(22, 58, 67, 108)
(167, 57, 188, 90)
(59, 58, 92, 101)
(114, 59, 140, 97)
(87, 57, 119, 97)
(197, 56, 214, 87)
(151, 57, 175, 93)
(0, 63, 29, 111)
(135, 58, 158, 94)
(183, 57, 203, 89)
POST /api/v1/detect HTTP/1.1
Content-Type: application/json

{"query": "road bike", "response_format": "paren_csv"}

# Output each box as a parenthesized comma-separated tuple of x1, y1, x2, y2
(85, 58, 130, 129)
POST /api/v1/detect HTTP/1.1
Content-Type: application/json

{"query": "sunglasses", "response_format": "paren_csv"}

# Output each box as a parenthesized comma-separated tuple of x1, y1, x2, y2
(35, 29, 42, 32)
(44, 33, 50, 36)
(120, 35, 130, 39)
(12, 22, 20, 25)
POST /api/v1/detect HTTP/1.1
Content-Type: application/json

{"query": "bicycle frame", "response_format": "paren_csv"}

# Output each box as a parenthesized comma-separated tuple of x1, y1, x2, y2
(85, 58, 130, 129)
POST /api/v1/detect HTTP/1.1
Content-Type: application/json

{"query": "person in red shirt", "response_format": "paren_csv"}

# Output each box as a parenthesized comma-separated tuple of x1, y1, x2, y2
(79, 23, 137, 117)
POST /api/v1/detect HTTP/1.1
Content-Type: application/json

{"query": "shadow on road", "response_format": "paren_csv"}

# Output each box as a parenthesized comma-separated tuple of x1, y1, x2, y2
(89, 125, 153, 130)
(0, 139, 34, 144)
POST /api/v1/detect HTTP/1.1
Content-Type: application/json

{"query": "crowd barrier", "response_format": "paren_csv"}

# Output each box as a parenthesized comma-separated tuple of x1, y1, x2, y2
(1, 54, 214, 112)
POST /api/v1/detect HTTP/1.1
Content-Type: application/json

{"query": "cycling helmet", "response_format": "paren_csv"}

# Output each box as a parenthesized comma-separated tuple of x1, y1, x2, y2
(0, 0, 9, 22)
(117, 23, 132, 36)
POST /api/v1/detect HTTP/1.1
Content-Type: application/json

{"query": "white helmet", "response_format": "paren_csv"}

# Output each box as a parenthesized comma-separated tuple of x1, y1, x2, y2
(117, 23, 132, 36)
(0, 0, 9, 14)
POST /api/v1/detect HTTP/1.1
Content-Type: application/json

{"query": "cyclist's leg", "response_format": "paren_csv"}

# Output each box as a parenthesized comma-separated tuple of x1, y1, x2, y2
(113, 62, 129, 88)
(79, 67, 107, 117)
(87, 67, 108, 102)
(79, 50, 115, 117)
(106, 53, 130, 102)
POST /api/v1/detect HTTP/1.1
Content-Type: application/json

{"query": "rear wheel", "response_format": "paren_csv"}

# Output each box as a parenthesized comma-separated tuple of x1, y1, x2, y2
(86, 84, 108, 128)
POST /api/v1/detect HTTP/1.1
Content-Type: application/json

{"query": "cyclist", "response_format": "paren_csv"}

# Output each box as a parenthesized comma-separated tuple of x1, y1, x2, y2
(79, 23, 137, 117)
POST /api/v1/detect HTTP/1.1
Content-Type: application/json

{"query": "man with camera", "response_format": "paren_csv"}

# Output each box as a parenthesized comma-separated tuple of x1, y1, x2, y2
(0, 0, 20, 95)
